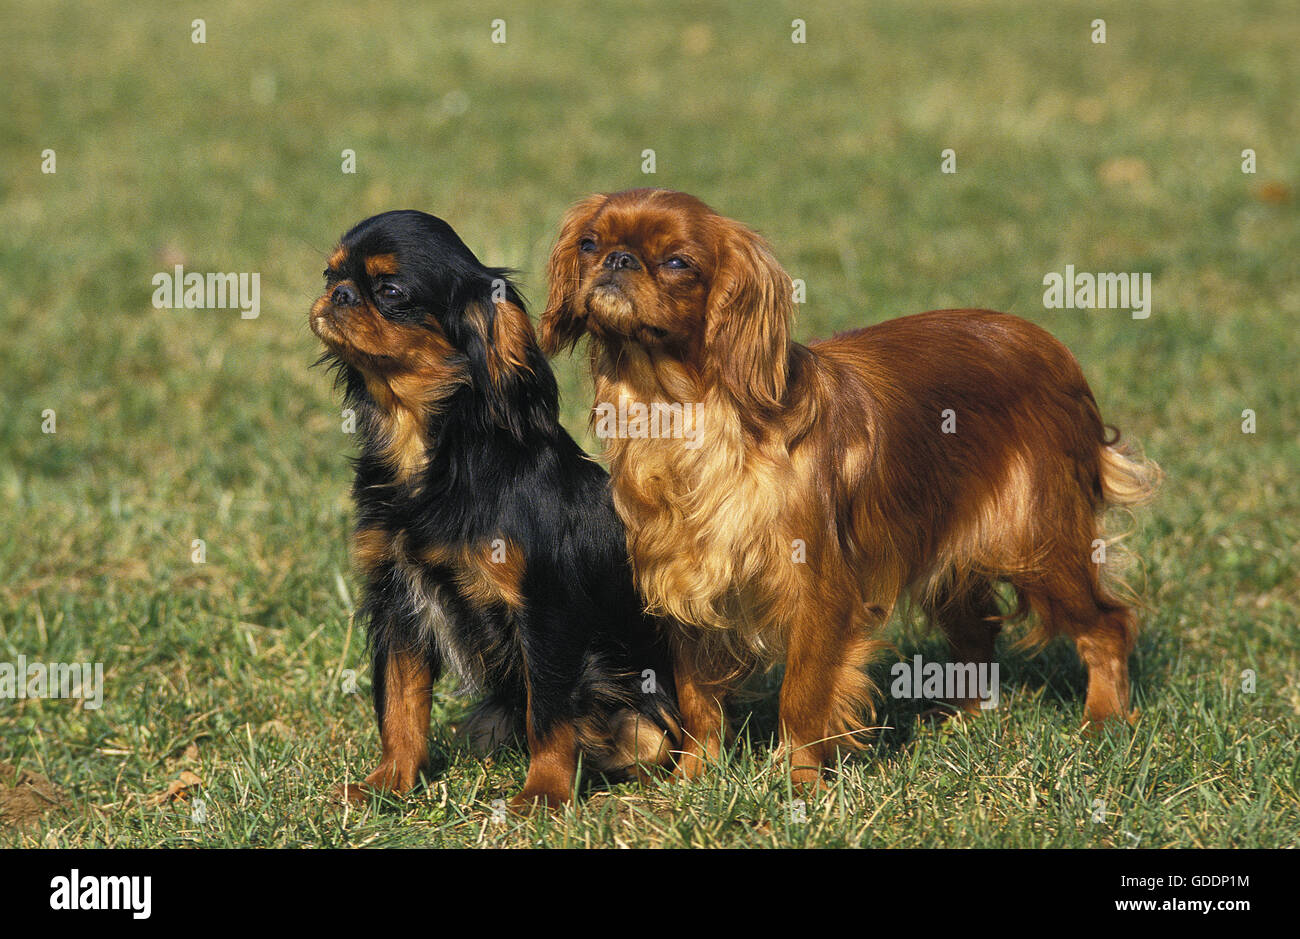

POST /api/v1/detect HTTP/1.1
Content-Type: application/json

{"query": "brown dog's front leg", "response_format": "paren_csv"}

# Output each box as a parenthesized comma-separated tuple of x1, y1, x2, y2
(670, 638, 729, 781)
(777, 603, 863, 792)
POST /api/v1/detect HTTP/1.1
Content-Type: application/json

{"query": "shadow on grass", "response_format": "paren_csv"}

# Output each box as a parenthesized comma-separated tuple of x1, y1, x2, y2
(726, 619, 1172, 759)
(349, 619, 1174, 811)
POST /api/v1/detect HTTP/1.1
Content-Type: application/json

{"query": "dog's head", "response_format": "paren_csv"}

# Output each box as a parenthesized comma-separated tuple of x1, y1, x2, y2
(540, 189, 793, 409)
(311, 210, 551, 449)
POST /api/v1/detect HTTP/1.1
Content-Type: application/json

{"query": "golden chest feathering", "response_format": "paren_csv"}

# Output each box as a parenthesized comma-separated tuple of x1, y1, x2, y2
(593, 364, 810, 666)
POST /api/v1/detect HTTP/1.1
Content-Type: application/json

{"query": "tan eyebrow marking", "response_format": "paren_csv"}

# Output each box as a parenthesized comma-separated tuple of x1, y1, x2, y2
(365, 254, 399, 277)
(327, 245, 347, 270)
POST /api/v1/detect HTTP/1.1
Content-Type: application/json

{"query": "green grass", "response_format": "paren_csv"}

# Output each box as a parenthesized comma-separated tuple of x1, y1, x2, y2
(1, 0, 1297, 847)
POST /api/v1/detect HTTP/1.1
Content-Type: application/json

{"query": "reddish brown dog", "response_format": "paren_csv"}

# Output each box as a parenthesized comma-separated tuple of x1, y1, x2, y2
(540, 188, 1161, 788)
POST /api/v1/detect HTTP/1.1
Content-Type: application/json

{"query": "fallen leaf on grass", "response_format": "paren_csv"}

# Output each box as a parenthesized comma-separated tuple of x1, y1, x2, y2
(149, 770, 203, 805)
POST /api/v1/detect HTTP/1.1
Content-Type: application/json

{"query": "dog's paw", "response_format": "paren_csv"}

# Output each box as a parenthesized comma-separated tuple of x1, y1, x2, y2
(507, 787, 569, 816)
(335, 781, 377, 806)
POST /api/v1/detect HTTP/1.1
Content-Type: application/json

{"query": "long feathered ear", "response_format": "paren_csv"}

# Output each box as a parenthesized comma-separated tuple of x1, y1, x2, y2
(704, 219, 793, 411)
(539, 194, 607, 355)
(448, 277, 558, 439)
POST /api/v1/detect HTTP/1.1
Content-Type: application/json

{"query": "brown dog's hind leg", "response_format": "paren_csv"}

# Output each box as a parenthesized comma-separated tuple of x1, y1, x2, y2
(1017, 559, 1136, 729)
(923, 579, 1003, 719)
(1074, 602, 1136, 729)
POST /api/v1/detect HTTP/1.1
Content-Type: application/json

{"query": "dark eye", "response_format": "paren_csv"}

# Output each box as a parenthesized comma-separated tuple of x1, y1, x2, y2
(579, 237, 598, 254)
(378, 283, 406, 302)
(662, 256, 689, 270)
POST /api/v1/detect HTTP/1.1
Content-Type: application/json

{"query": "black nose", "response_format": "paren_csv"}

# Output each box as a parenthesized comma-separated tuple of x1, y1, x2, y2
(602, 250, 641, 272)
(330, 283, 360, 306)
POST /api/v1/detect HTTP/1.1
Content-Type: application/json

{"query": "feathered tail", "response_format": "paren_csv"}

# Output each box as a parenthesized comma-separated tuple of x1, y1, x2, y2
(1099, 438, 1163, 508)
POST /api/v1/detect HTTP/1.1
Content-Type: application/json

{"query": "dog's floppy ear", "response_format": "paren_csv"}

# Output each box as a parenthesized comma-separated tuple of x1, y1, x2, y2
(704, 219, 793, 411)
(446, 276, 558, 439)
(466, 296, 535, 392)
(539, 194, 607, 355)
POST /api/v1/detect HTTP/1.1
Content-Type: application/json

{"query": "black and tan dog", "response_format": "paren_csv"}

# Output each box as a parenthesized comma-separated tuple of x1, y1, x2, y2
(311, 210, 679, 810)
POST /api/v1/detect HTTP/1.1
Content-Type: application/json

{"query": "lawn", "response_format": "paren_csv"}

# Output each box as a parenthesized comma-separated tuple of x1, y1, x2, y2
(1, 0, 1296, 847)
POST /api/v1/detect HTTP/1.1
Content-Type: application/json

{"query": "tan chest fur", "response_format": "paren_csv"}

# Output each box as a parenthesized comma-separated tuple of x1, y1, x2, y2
(594, 360, 807, 666)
